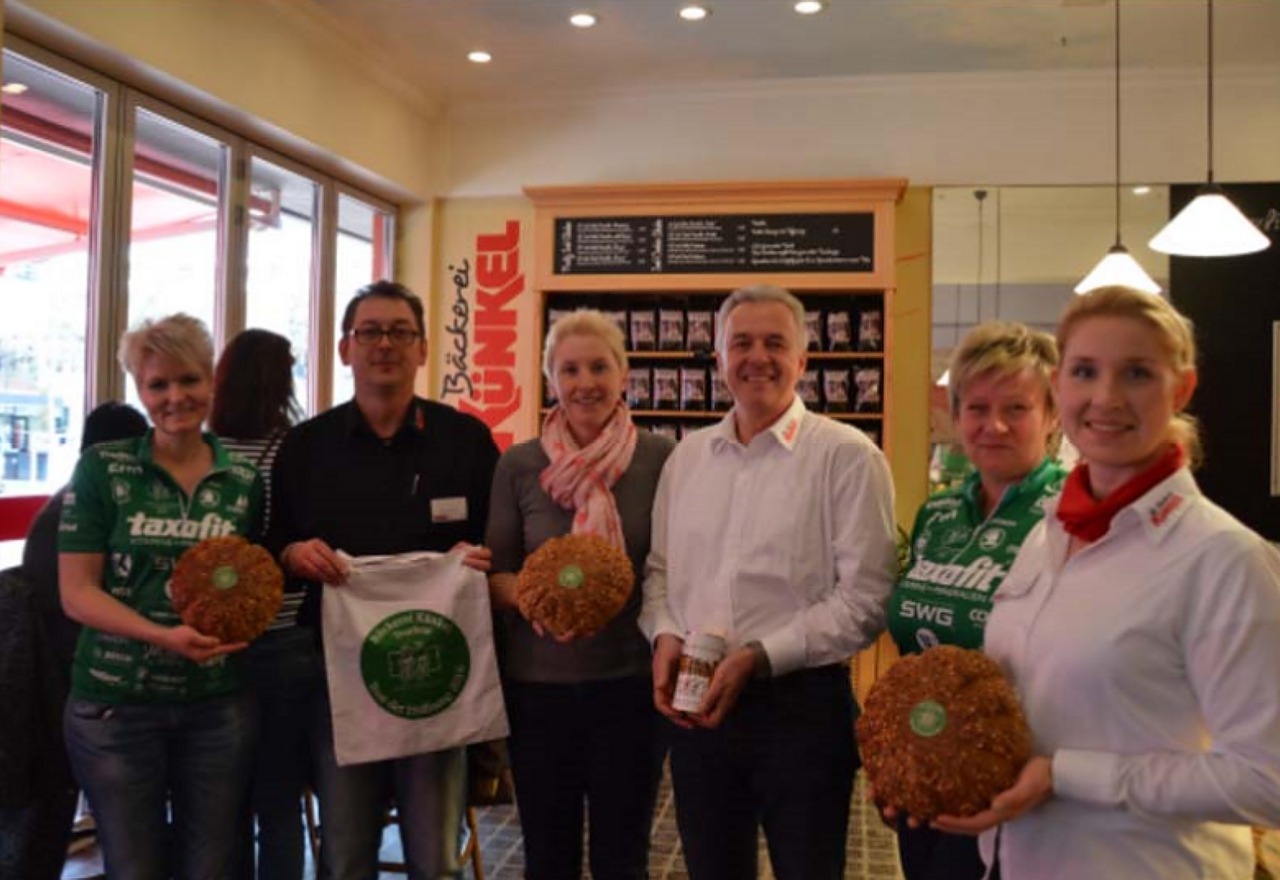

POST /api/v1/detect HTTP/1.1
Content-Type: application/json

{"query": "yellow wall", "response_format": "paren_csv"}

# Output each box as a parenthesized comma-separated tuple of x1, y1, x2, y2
(891, 186, 932, 529)
(8, 0, 443, 200)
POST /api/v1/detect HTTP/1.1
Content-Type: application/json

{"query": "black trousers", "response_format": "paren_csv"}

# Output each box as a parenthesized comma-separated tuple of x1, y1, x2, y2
(505, 676, 662, 880)
(897, 820, 986, 880)
(667, 664, 857, 880)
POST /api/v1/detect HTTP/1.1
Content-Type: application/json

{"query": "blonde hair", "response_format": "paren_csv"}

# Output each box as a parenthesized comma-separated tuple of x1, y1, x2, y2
(1056, 286, 1201, 465)
(118, 313, 214, 380)
(948, 321, 1058, 419)
(948, 321, 1060, 456)
(542, 308, 628, 385)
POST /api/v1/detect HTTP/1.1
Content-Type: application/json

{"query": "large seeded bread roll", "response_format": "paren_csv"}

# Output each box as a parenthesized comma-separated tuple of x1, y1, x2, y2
(517, 533, 633, 638)
(170, 536, 284, 644)
(857, 645, 1032, 819)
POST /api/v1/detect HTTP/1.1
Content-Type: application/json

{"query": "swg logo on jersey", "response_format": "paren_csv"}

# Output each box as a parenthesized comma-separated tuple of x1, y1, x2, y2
(906, 556, 1008, 592)
(126, 512, 237, 540)
(899, 600, 954, 626)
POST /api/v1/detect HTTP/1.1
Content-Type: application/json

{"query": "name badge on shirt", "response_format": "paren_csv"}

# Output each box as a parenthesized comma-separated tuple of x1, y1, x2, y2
(430, 496, 468, 523)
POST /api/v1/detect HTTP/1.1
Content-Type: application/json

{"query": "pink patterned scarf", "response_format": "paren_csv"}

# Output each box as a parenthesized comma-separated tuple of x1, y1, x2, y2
(540, 402, 637, 553)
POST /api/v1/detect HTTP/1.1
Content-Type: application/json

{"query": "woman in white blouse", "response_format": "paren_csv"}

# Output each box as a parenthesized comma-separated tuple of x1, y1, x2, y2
(934, 286, 1280, 879)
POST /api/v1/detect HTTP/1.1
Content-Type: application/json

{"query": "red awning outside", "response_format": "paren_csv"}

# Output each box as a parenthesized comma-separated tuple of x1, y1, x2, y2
(0, 136, 220, 269)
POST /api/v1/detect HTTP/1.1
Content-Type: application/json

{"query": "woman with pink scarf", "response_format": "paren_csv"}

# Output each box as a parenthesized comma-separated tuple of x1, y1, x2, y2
(486, 309, 675, 880)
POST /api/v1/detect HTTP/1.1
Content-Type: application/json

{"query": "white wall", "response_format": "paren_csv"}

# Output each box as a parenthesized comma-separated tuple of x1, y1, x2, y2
(444, 66, 1280, 196)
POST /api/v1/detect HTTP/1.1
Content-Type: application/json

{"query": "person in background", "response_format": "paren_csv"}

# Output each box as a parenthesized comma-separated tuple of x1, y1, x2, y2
(641, 284, 897, 880)
(268, 281, 499, 880)
(210, 328, 312, 880)
(59, 314, 263, 880)
(882, 322, 1064, 880)
(485, 309, 674, 880)
(0, 402, 146, 880)
(934, 286, 1280, 878)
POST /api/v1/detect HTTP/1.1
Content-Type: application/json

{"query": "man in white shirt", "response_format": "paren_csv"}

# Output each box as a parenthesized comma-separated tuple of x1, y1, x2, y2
(640, 284, 897, 880)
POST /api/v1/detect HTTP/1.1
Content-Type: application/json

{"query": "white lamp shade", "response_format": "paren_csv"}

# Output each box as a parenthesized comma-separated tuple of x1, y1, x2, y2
(1074, 244, 1162, 295)
(1149, 190, 1271, 257)
(935, 369, 950, 388)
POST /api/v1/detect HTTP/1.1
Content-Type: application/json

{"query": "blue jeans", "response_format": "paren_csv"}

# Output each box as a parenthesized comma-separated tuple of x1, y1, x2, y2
(667, 664, 857, 880)
(64, 691, 256, 880)
(505, 676, 662, 880)
(312, 685, 466, 880)
(245, 627, 322, 880)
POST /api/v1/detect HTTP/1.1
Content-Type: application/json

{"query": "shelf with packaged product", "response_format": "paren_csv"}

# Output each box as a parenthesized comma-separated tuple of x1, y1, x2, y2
(525, 179, 907, 701)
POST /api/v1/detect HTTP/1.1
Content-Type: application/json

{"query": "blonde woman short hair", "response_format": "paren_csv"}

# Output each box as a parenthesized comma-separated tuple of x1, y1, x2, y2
(542, 308, 628, 385)
(118, 313, 215, 380)
(948, 321, 1058, 419)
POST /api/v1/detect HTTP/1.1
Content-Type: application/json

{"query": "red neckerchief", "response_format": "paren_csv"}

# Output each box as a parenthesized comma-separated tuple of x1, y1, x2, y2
(1057, 444, 1185, 542)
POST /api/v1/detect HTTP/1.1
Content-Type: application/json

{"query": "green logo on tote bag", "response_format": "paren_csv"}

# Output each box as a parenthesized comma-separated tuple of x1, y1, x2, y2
(360, 610, 470, 719)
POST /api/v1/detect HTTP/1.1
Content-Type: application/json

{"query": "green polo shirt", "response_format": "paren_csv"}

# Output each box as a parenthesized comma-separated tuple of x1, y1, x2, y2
(59, 432, 263, 703)
(888, 457, 1065, 654)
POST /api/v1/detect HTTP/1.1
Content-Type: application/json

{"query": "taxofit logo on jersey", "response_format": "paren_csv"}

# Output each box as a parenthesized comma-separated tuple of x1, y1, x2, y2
(125, 512, 237, 540)
(905, 556, 1008, 591)
(360, 610, 471, 720)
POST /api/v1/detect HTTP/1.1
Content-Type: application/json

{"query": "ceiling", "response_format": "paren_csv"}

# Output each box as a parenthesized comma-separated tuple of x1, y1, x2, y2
(306, 0, 1280, 107)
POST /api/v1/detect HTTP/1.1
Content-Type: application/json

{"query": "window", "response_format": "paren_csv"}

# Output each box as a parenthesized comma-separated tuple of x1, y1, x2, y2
(125, 107, 228, 333)
(246, 154, 320, 415)
(0, 50, 105, 565)
(0, 39, 397, 564)
(331, 192, 395, 406)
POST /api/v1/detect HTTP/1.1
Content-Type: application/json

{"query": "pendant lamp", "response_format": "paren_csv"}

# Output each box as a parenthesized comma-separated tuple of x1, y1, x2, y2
(1075, 0, 1161, 295)
(1148, 0, 1270, 257)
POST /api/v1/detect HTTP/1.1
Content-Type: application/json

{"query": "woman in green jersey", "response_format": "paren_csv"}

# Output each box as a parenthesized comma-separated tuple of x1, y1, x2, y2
(58, 314, 262, 880)
(882, 321, 1065, 880)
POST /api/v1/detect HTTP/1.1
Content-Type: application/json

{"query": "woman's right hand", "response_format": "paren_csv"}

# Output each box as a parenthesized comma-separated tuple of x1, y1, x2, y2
(160, 625, 247, 664)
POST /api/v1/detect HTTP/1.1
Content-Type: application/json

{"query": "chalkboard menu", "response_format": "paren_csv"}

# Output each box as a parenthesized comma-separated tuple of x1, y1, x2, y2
(554, 212, 874, 275)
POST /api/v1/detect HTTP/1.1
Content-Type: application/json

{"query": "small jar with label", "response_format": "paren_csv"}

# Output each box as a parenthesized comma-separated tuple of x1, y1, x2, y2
(672, 632, 727, 714)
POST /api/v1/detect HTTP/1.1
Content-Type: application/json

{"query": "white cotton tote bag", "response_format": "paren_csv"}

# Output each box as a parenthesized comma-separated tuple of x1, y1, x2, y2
(322, 550, 509, 766)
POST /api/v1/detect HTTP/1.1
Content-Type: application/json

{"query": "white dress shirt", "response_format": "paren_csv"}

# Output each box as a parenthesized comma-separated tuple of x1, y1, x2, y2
(640, 395, 897, 676)
(981, 467, 1280, 879)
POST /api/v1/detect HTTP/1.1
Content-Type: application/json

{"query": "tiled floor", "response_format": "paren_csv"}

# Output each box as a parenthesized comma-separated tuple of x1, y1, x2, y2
(64, 765, 904, 880)
(464, 766, 902, 880)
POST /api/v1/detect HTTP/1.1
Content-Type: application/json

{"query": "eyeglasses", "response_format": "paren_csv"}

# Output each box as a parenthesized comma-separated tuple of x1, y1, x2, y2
(349, 325, 421, 347)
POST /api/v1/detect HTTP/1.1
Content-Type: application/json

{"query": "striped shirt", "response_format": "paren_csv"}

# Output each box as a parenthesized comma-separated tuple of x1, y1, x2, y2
(219, 430, 303, 632)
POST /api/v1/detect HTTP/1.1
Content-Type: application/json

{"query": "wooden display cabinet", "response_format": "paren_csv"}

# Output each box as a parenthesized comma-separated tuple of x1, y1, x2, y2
(525, 180, 907, 702)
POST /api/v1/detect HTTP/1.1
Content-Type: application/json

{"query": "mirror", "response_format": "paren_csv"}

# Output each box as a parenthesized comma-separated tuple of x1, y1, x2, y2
(928, 184, 1171, 482)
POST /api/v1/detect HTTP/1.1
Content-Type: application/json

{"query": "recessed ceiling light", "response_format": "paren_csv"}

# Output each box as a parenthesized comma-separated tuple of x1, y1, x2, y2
(467, 50, 492, 64)
(1131, 185, 1151, 196)
(570, 12, 597, 27)
(1, 82, 29, 95)
(794, 1, 825, 13)
(679, 5, 710, 21)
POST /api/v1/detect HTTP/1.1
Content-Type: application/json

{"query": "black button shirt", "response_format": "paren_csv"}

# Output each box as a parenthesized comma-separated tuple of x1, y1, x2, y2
(269, 397, 500, 629)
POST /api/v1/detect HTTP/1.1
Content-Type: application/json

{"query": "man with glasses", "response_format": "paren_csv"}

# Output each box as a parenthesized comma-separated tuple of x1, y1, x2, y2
(269, 280, 499, 880)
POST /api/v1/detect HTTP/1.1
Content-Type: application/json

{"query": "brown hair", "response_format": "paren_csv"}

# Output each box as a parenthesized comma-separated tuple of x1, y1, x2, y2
(210, 329, 301, 438)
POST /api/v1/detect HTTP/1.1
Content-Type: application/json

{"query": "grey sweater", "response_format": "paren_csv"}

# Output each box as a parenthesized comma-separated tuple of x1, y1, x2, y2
(485, 429, 674, 683)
